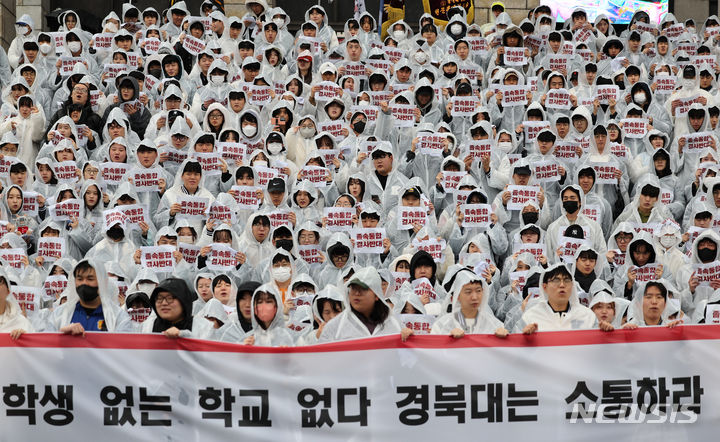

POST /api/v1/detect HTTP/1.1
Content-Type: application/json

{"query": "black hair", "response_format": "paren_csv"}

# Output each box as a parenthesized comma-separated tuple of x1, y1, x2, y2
(542, 265, 571, 284)
(182, 161, 202, 175)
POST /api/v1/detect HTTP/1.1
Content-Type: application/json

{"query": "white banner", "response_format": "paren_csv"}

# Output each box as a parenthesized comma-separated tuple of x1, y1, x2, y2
(1, 328, 719, 439)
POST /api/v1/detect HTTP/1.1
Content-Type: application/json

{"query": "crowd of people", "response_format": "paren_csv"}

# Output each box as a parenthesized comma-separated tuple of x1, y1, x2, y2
(0, 0, 717, 346)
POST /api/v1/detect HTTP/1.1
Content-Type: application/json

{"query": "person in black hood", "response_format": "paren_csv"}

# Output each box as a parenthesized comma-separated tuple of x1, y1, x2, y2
(102, 75, 150, 138)
(150, 278, 196, 335)
(236, 281, 261, 333)
(410, 250, 437, 285)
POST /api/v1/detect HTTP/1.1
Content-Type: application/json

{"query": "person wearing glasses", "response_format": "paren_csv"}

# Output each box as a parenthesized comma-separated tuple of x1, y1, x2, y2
(518, 262, 599, 334)
(145, 277, 196, 337)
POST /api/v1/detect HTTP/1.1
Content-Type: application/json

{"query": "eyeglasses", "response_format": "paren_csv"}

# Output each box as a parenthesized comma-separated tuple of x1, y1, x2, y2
(155, 295, 177, 305)
(333, 254, 350, 261)
(208, 113, 223, 119)
(547, 277, 572, 286)
(73, 87, 89, 94)
(615, 235, 633, 243)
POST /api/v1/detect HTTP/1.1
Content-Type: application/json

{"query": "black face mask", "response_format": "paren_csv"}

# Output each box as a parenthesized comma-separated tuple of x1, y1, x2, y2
(522, 212, 539, 225)
(698, 247, 717, 263)
(276, 239, 293, 251)
(353, 121, 366, 134)
(77, 284, 99, 303)
(615, 81, 625, 90)
(443, 71, 456, 79)
(149, 69, 162, 79)
(107, 225, 124, 241)
(563, 200, 580, 214)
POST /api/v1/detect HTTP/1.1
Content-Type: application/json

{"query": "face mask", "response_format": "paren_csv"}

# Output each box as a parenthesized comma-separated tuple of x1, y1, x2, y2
(539, 25, 552, 33)
(497, 141, 513, 153)
(358, 100, 370, 106)
(255, 302, 276, 323)
(522, 212, 539, 225)
(688, 27, 696, 33)
(633, 93, 647, 104)
(271, 266, 292, 282)
(267, 142, 283, 154)
(443, 71, 456, 79)
(300, 127, 315, 138)
(138, 283, 156, 294)
(682, 79, 695, 88)
(659, 235, 676, 249)
(67, 41, 81, 52)
(353, 121, 366, 134)
(39, 43, 51, 54)
(450, 24, 463, 35)
(107, 225, 124, 241)
(76, 284, 99, 303)
(242, 124, 257, 137)
(178, 235, 194, 244)
(210, 75, 225, 85)
(15, 25, 28, 35)
(276, 239, 293, 251)
(106, 23, 118, 33)
(414, 52, 427, 64)
(698, 247, 717, 263)
(253, 160, 268, 168)
(273, 18, 284, 28)
(563, 200, 579, 214)
(615, 81, 625, 90)
(149, 69, 162, 78)
(393, 30, 406, 41)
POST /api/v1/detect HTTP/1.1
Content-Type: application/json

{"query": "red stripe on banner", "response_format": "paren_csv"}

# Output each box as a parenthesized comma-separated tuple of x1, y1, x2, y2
(1, 325, 720, 353)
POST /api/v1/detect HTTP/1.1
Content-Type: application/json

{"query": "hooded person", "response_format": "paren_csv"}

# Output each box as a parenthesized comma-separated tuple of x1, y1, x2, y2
(189, 297, 227, 341)
(318, 266, 403, 342)
(242, 283, 294, 347)
(613, 230, 667, 299)
(627, 280, 683, 327)
(612, 175, 672, 230)
(677, 229, 720, 311)
(236, 212, 274, 268)
(587, 280, 630, 329)
(143, 277, 197, 337)
(106, 181, 157, 247)
(0, 267, 34, 335)
(84, 209, 138, 283)
(546, 184, 606, 259)
(44, 259, 133, 333)
(102, 75, 150, 139)
(430, 268, 506, 337)
(315, 232, 355, 288)
(8, 14, 38, 70)
(666, 65, 715, 125)
(672, 103, 718, 183)
(516, 262, 598, 332)
(154, 159, 216, 234)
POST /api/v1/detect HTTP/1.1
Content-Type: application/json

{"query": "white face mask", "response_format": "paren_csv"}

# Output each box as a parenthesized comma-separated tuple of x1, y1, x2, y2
(67, 41, 81, 53)
(687, 26, 696, 33)
(393, 29, 406, 41)
(633, 93, 647, 104)
(38, 43, 51, 54)
(210, 75, 225, 85)
(539, 25, 552, 33)
(682, 78, 695, 88)
(253, 160, 268, 168)
(273, 18, 284, 28)
(271, 266, 292, 282)
(414, 52, 427, 64)
(106, 23, 118, 33)
(299, 127, 315, 138)
(450, 24, 463, 35)
(656, 71, 669, 77)
(178, 235, 194, 244)
(15, 25, 28, 35)
(358, 99, 370, 106)
(242, 124, 257, 137)
(497, 141, 513, 153)
(267, 142, 283, 154)
(659, 235, 676, 248)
